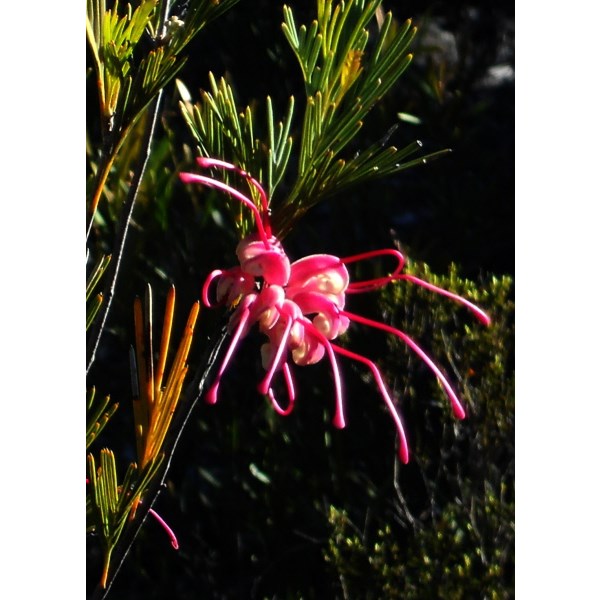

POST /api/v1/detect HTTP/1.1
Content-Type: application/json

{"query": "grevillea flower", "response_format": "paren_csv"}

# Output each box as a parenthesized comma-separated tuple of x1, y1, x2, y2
(180, 158, 491, 464)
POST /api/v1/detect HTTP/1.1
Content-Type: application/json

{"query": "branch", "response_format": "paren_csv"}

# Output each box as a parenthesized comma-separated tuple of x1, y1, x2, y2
(86, 90, 164, 374)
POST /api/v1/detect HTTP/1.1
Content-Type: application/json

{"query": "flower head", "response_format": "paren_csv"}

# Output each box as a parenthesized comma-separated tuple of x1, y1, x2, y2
(180, 158, 491, 464)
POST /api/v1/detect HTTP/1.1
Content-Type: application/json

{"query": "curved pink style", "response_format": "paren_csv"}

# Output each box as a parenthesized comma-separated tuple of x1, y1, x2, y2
(179, 159, 491, 462)
(148, 508, 179, 550)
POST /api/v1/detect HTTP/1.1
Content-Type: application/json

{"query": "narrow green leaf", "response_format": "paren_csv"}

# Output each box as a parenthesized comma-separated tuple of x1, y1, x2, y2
(86, 254, 111, 301)
(87, 293, 104, 331)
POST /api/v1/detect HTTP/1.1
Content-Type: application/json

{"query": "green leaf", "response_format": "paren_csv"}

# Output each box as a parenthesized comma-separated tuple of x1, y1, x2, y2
(179, 75, 295, 236)
(86, 387, 119, 449)
(178, 2, 444, 242)
(86, 254, 111, 330)
(86, 254, 111, 302)
(87, 293, 104, 331)
(273, 1, 424, 235)
(87, 449, 165, 587)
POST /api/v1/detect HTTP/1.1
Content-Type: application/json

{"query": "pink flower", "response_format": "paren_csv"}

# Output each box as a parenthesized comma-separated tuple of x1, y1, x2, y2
(180, 158, 491, 464)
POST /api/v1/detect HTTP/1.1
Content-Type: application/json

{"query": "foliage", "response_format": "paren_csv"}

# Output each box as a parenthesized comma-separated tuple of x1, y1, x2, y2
(326, 489, 513, 600)
(86, 254, 111, 330)
(178, 0, 448, 240)
(86, 1, 245, 593)
(87, 388, 119, 449)
(131, 284, 200, 468)
(324, 266, 514, 599)
(87, 449, 164, 588)
(86, 282, 201, 595)
(86, 0, 241, 231)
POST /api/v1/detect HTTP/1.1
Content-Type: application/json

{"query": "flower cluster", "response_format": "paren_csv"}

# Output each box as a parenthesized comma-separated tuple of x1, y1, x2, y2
(180, 158, 491, 463)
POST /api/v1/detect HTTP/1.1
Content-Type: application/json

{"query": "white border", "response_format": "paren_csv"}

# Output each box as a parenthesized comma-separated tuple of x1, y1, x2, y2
(0, 3, 82, 598)
(516, 1, 600, 596)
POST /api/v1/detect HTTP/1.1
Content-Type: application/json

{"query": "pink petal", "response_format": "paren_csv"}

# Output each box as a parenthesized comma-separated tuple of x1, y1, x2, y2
(241, 251, 291, 287)
(291, 291, 346, 339)
(291, 333, 325, 366)
(250, 286, 285, 331)
(288, 254, 349, 296)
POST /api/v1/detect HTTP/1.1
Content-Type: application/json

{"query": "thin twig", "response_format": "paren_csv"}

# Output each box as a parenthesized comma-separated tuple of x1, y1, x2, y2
(393, 456, 418, 530)
(86, 91, 164, 374)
